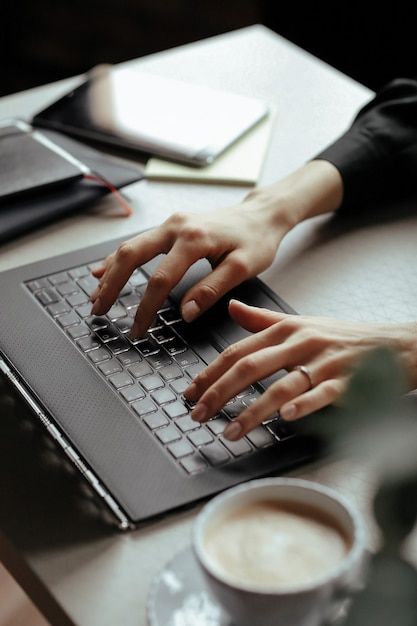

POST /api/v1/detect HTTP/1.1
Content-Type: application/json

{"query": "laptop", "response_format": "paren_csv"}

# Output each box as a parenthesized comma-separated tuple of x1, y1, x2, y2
(0, 234, 314, 530)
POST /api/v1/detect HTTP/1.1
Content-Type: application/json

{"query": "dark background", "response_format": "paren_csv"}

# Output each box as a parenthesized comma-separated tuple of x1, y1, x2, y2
(2, 1, 417, 97)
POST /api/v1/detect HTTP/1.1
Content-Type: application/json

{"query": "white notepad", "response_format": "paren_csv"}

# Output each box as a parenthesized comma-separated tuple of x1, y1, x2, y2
(145, 111, 275, 186)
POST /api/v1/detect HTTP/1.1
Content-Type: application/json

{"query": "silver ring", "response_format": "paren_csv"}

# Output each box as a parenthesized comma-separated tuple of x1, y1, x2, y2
(293, 365, 314, 390)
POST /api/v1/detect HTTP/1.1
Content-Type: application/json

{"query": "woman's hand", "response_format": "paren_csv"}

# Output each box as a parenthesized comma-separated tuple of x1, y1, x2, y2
(89, 161, 343, 337)
(184, 300, 417, 440)
(90, 198, 289, 338)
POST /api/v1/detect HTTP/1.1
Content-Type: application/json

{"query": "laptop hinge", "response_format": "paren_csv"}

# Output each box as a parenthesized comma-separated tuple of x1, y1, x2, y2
(0, 355, 133, 531)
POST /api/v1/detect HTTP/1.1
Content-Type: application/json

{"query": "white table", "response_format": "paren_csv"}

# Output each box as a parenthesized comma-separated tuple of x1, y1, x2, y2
(1, 25, 416, 626)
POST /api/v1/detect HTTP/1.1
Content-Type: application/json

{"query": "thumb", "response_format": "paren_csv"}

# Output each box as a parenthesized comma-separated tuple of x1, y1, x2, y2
(228, 299, 286, 332)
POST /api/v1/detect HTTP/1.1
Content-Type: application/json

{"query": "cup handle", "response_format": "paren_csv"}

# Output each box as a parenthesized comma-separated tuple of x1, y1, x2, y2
(322, 551, 370, 625)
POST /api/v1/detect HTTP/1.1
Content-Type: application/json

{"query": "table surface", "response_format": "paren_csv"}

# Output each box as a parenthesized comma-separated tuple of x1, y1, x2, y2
(1, 24, 416, 626)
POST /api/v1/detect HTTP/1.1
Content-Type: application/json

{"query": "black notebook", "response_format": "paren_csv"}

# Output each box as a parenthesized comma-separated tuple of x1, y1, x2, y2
(0, 120, 84, 203)
(0, 121, 144, 244)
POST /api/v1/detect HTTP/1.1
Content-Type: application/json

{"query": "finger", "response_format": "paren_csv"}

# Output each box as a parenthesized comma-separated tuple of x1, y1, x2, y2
(220, 369, 314, 440)
(184, 313, 304, 403)
(92, 231, 170, 315)
(180, 254, 253, 323)
(190, 343, 310, 422)
(131, 239, 204, 338)
(228, 299, 288, 333)
(90, 254, 115, 301)
(280, 377, 347, 421)
(184, 319, 293, 402)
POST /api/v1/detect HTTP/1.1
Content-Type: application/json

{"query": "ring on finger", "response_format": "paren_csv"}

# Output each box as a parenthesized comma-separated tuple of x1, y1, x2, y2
(292, 365, 314, 390)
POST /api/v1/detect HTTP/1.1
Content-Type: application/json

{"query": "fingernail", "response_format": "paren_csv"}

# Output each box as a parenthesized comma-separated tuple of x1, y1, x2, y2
(223, 421, 242, 441)
(191, 403, 207, 422)
(182, 300, 200, 323)
(184, 383, 197, 401)
(91, 298, 101, 315)
(280, 404, 297, 420)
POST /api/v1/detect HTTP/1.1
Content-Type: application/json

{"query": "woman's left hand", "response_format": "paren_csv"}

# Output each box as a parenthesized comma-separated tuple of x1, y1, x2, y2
(184, 299, 417, 440)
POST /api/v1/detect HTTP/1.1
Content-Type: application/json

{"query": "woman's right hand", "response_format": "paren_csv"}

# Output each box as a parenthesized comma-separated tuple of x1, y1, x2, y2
(90, 160, 343, 338)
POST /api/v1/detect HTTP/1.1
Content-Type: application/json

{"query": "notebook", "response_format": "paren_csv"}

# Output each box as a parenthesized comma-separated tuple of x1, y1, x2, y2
(145, 110, 275, 186)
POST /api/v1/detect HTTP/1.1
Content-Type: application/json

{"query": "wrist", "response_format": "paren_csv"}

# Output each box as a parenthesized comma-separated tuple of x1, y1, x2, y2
(245, 160, 344, 231)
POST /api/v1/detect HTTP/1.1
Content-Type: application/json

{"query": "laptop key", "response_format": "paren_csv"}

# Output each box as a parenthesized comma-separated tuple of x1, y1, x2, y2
(267, 419, 296, 440)
(107, 304, 127, 321)
(120, 293, 138, 309)
(140, 374, 164, 392)
(246, 426, 275, 448)
(174, 350, 199, 368)
(159, 308, 182, 325)
(137, 338, 160, 356)
(56, 311, 80, 327)
(36, 288, 60, 306)
(128, 361, 153, 378)
(151, 326, 176, 344)
(114, 317, 133, 334)
(77, 275, 99, 296)
(207, 416, 230, 436)
(120, 383, 145, 403)
(224, 400, 247, 419)
(200, 442, 230, 466)
(75, 303, 93, 318)
(86, 316, 108, 331)
(47, 300, 71, 316)
(163, 400, 188, 419)
(95, 326, 119, 343)
(66, 291, 89, 307)
(98, 358, 123, 376)
(170, 377, 189, 394)
(48, 271, 69, 285)
(143, 411, 169, 430)
(76, 335, 100, 352)
(108, 372, 133, 389)
(69, 265, 89, 279)
(167, 439, 194, 459)
(180, 453, 208, 474)
(175, 415, 200, 432)
(108, 337, 130, 354)
(147, 352, 172, 369)
(165, 338, 187, 355)
(117, 349, 142, 366)
(219, 436, 252, 457)
(67, 322, 90, 339)
(184, 362, 206, 380)
(56, 281, 78, 296)
(155, 424, 181, 444)
(188, 428, 213, 447)
(88, 347, 111, 363)
(151, 388, 176, 405)
(131, 397, 157, 416)
(129, 269, 147, 287)
(28, 278, 50, 291)
(160, 364, 183, 381)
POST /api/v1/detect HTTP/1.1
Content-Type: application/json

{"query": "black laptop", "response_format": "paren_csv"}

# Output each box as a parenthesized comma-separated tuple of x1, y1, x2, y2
(0, 235, 313, 529)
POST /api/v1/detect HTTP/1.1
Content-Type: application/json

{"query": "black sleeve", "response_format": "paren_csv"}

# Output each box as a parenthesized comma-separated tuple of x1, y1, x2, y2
(315, 78, 417, 212)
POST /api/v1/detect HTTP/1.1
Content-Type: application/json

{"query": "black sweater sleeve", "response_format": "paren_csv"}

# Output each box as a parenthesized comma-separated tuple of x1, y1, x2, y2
(315, 78, 417, 212)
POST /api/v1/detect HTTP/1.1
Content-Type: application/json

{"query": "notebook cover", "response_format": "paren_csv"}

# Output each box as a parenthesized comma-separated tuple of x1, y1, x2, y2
(0, 124, 83, 202)
(0, 130, 144, 245)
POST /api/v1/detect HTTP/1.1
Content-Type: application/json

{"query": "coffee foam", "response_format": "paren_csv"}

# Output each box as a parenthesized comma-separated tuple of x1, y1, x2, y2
(203, 499, 350, 591)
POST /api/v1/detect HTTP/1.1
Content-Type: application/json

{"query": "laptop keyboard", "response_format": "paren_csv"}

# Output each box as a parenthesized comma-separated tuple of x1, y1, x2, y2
(26, 263, 295, 474)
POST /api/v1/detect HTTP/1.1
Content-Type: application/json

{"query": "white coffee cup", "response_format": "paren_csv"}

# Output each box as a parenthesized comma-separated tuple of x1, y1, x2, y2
(193, 478, 367, 626)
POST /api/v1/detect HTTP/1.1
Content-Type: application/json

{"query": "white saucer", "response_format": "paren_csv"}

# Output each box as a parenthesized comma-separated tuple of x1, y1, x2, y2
(147, 545, 233, 626)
